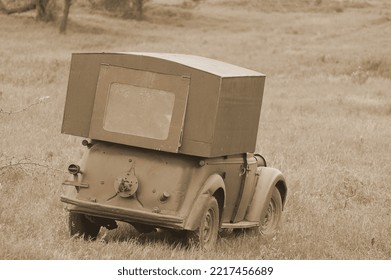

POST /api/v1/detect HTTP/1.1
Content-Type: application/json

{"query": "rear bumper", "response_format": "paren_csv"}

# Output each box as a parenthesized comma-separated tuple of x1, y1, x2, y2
(60, 195, 184, 229)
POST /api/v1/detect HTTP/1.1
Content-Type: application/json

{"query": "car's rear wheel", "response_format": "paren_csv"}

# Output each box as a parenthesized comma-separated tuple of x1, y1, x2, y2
(259, 187, 282, 237)
(131, 222, 156, 234)
(68, 212, 101, 240)
(191, 196, 219, 250)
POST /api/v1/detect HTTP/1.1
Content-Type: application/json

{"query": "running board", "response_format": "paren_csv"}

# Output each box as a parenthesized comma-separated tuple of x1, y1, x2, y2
(221, 221, 259, 229)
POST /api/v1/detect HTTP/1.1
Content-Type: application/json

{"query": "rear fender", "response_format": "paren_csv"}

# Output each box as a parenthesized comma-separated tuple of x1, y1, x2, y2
(245, 167, 287, 222)
(183, 174, 225, 231)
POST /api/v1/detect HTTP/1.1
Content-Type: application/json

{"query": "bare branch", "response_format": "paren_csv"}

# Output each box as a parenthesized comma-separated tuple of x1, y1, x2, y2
(0, 96, 50, 115)
(0, 157, 65, 174)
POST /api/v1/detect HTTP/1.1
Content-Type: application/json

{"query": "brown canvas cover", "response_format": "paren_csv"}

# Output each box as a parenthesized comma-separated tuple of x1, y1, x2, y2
(62, 52, 265, 157)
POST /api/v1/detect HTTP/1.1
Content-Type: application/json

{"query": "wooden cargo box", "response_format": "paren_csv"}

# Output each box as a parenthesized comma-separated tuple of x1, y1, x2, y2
(62, 52, 265, 157)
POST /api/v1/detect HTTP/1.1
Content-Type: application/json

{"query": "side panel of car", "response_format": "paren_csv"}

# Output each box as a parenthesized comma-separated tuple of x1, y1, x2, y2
(230, 155, 258, 223)
(194, 155, 247, 223)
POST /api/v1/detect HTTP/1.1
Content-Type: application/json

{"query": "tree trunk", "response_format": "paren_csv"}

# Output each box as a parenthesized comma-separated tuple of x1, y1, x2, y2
(59, 0, 72, 34)
(132, 0, 143, 20)
(36, 0, 50, 21)
(0, 0, 6, 13)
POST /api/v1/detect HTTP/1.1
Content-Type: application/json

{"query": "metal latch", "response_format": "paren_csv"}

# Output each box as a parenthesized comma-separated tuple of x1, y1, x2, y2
(62, 180, 89, 188)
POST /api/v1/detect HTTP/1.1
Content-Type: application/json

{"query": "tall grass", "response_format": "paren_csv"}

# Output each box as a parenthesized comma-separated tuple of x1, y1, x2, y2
(1, 0, 390, 259)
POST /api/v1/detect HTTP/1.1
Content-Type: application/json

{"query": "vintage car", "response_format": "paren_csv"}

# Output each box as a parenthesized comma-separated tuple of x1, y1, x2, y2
(60, 52, 287, 249)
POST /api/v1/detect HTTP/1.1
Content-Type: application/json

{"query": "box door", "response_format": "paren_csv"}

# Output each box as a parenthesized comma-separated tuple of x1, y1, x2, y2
(89, 64, 190, 153)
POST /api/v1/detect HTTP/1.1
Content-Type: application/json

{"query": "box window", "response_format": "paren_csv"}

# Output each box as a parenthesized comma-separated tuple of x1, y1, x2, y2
(103, 83, 175, 140)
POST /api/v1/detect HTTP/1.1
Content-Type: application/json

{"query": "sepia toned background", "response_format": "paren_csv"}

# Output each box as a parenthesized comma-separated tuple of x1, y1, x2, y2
(0, 0, 390, 259)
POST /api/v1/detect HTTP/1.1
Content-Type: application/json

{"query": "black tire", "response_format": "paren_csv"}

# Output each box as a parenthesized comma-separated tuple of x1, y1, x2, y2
(68, 212, 101, 240)
(131, 222, 156, 234)
(191, 196, 219, 250)
(259, 187, 282, 237)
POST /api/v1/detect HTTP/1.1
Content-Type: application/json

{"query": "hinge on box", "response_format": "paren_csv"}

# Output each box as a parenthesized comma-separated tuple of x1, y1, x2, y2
(179, 129, 184, 147)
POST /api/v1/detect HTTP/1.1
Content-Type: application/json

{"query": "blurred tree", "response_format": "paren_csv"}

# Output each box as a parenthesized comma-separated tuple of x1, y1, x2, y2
(132, 0, 143, 20)
(59, 0, 71, 33)
(1, 0, 191, 33)
(88, 0, 145, 20)
(0, 0, 56, 21)
(35, 0, 54, 21)
(0, 0, 36, 15)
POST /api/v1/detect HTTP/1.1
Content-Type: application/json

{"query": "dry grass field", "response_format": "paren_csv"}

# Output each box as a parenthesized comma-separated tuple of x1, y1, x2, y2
(1, 0, 391, 259)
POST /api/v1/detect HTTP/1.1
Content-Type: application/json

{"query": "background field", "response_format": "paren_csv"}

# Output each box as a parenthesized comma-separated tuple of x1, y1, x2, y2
(1, 0, 390, 259)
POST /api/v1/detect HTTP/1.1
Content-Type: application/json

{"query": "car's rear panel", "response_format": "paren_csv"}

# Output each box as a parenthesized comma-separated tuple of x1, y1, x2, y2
(61, 142, 256, 229)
